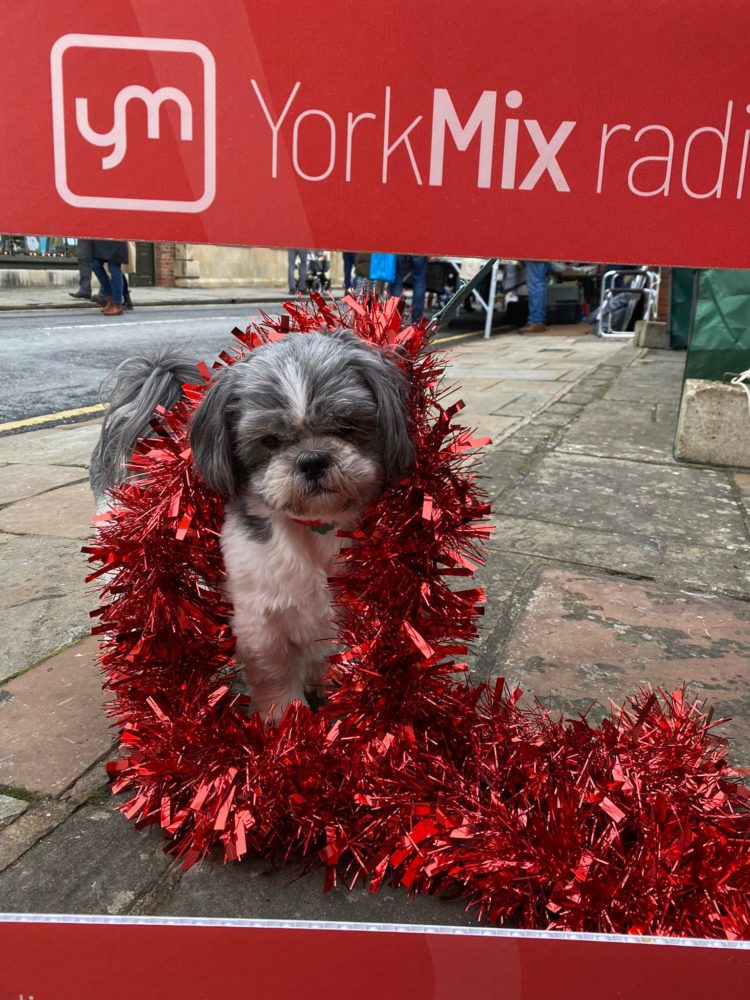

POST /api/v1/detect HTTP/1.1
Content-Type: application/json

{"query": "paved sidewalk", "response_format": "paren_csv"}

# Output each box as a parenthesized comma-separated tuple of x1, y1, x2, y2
(0, 283, 286, 311)
(2, 326, 750, 924)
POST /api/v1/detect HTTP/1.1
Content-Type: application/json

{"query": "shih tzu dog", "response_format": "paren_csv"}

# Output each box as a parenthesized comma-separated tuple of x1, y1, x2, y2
(90, 330, 414, 721)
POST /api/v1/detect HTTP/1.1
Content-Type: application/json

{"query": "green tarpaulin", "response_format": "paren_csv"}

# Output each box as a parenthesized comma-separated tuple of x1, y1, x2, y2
(669, 267, 694, 350)
(684, 269, 750, 381)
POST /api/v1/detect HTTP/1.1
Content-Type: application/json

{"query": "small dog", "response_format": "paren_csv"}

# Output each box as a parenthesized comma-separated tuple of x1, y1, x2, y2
(90, 330, 414, 721)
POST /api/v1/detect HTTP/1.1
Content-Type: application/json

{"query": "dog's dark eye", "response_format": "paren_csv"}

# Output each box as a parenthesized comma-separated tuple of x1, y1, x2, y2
(260, 434, 281, 449)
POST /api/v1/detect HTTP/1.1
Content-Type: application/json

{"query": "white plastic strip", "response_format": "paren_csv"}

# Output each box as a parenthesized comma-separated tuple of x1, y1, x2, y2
(0, 912, 748, 950)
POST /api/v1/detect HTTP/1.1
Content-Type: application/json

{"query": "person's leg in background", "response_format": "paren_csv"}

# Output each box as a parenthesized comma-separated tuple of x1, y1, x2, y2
(70, 238, 93, 300)
(287, 250, 298, 293)
(521, 260, 550, 332)
(91, 258, 112, 307)
(297, 251, 308, 292)
(410, 255, 428, 321)
(122, 272, 133, 311)
(390, 254, 408, 303)
(342, 251, 356, 290)
(101, 263, 124, 316)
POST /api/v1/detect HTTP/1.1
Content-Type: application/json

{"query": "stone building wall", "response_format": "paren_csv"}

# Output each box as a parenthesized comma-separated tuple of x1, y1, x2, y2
(173, 244, 344, 288)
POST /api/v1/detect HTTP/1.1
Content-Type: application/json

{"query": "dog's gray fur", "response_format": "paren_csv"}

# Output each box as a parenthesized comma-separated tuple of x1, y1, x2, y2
(90, 350, 199, 503)
(189, 330, 413, 501)
(227, 501, 273, 543)
(91, 330, 413, 513)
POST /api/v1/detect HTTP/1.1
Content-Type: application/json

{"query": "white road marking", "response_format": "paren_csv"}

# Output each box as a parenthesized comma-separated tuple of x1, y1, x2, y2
(41, 315, 244, 332)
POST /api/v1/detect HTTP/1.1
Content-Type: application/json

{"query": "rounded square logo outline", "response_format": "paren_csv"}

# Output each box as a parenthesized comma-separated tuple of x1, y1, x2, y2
(50, 33, 216, 213)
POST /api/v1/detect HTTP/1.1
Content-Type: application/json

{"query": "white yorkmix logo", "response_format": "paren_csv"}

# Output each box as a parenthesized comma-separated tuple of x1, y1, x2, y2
(75, 84, 194, 171)
(50, 33, 215, 212)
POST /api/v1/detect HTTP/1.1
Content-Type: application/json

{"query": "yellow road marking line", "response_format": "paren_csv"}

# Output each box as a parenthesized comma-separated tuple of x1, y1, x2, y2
(433, 329, 484, 345)
(0, 402, 106, 433)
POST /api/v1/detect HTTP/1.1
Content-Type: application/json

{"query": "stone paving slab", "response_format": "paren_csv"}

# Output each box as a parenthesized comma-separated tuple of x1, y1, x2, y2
(466, 414, 521, 440)
(557, 399, 681, 465)
(0, 535, 94, 682)
(0, 421, 101, 466)
(0, 794, 28, 830)
(498, 567, 750, 765)
(0, 804, 173, 914)
(489, 513, 660, 577)
(499, 452, 746, 550)
(734, 471, 750, 521)
(496, 367, 577, 381)
(658, 540, 750, 598)
(479, 451, 529, 503)
(602, 356, 686, 403)
(155, 855, 479, 926)
(494, 389, 570, 420)
(0, 800, 75, 873)
(0, 635, 112, 795)
(0, 463, 87, 504)
(0, 480, 93, 539)
(443, 387, 525, 416)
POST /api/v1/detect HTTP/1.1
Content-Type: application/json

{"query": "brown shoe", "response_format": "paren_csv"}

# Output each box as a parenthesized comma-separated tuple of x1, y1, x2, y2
(101, 303, 124, 316)
(519, 322, 547, 334)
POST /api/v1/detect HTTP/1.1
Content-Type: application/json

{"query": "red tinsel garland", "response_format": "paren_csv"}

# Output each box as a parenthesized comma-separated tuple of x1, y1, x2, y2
(85, 294, 750, 939)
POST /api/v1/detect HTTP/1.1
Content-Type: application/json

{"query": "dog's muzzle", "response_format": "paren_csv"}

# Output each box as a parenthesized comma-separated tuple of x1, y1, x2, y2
(296, 450, 331, 481)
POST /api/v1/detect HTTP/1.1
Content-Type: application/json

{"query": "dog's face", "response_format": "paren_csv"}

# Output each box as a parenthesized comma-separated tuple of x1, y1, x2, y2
(189, 330, 413, 522)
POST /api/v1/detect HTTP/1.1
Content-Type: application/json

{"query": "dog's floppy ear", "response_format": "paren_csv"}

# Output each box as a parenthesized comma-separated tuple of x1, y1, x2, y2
(189, 368, 241, 498)
(352, 341, 415, 483)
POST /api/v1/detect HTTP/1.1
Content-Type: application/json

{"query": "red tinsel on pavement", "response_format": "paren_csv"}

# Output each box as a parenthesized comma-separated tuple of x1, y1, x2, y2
(85, 294, 750, 938)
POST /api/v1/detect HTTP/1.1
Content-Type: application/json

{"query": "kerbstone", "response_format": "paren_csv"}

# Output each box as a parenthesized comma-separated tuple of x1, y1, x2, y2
(633, 320, 669, 349)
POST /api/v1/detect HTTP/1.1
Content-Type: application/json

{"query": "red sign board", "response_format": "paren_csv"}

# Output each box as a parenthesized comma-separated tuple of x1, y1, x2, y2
(3, 0, 750, 266)
(1, 917, 749, 1000)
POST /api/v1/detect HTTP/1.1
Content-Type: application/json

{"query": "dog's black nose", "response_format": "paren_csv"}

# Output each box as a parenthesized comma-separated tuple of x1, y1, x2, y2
(296, 450, 330, 479)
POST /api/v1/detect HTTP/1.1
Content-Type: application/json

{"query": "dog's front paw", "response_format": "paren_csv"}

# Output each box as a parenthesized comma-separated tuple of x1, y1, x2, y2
(304, 685, 328, 712)
(251, 685, 305, 726)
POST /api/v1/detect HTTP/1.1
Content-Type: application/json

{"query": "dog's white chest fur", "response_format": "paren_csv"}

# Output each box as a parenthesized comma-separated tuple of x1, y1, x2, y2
(221, 505, 344, 717)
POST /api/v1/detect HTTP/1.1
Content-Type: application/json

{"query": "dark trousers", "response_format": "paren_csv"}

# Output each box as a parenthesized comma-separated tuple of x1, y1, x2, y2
(342, 252, 357, 290)
(76, 238, 93, 296)
(392, 255, 428, 321)
(92, 259, 124, 304)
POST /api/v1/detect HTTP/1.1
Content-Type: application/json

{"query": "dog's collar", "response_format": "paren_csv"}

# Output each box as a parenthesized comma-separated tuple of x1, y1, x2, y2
(290, 518, 336, 534)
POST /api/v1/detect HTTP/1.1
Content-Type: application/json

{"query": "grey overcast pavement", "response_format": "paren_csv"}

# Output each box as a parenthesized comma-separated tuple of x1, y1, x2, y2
(1, 288, 750, 925)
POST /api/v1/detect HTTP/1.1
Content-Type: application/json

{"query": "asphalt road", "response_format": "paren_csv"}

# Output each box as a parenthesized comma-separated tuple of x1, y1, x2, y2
(0, 303, 484, 429)
(0, 302, 288, 426)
